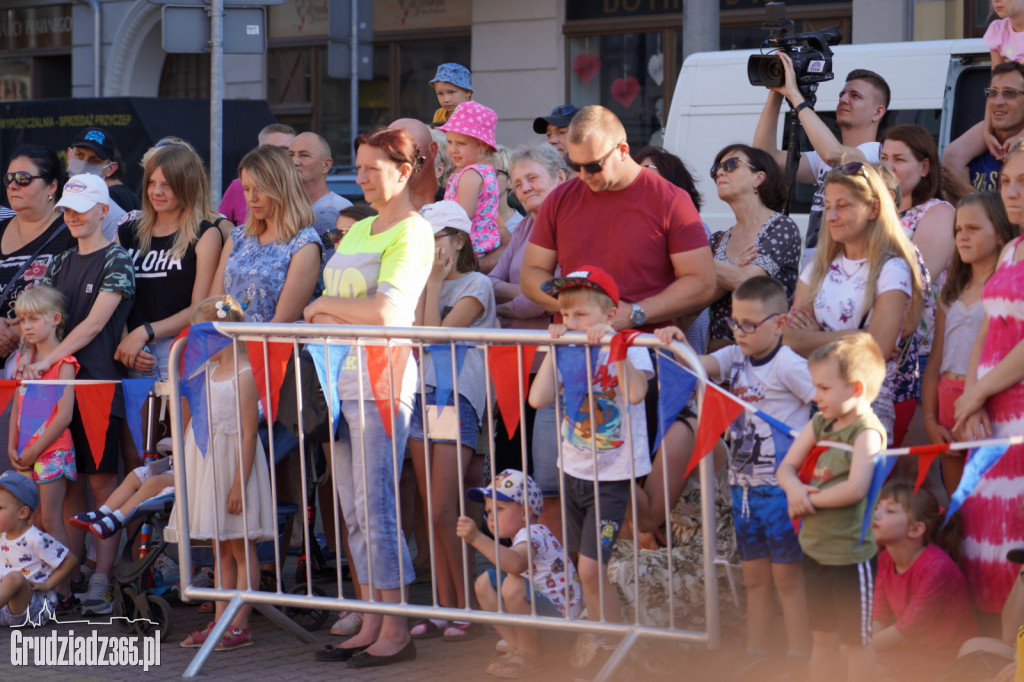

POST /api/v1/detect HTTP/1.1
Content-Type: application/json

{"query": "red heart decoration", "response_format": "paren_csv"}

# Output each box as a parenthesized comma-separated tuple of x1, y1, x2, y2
(573, 54, 601, 85)
(610, 76, 640, 109)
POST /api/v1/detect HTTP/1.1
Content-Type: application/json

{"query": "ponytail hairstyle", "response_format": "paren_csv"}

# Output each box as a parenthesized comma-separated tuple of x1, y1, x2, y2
(192, 295, 245, 324)
(878, 480, 960, 563)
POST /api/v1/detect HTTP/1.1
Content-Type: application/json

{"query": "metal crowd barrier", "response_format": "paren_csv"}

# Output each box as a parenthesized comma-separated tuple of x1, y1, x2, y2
(168, 324, 719, 679)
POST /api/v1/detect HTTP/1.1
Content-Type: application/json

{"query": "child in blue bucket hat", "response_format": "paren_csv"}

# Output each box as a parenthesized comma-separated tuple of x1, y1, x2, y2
(430, 63, 473, 125)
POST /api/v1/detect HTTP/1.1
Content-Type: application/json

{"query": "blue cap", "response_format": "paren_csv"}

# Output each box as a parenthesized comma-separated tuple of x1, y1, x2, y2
(467, 469, 543, 516)
(0, 470, 38, 513)
(430, 63, 472, 92)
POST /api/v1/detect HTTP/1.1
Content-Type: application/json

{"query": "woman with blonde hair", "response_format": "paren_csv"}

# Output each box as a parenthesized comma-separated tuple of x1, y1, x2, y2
(211, 145, 322, 323)
(116, 144, 224, 382)
(785, 161, 924, 438)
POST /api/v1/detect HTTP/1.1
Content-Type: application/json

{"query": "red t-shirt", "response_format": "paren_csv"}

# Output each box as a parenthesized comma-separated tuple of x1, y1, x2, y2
(873, 544, 975, 676)
(530, 170, 708, 332)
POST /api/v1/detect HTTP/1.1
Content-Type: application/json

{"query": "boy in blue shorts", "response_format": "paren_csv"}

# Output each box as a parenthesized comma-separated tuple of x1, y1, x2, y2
(0, 471, 78, 627)
(457, 469, 581, 678)
(777, 333, 887, 682)
(657, 276, 813, 678)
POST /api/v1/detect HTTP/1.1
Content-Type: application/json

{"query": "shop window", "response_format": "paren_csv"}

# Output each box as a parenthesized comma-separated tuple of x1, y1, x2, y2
(158, 53, 210, 99)
(0, 59, 32, 101)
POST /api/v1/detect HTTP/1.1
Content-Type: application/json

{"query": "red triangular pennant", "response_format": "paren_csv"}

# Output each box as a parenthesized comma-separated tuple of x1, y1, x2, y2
(686, 385, 744, 478)
(366, 345, 410, 440)
(174, 326, 190, 378)
(791, 444, 830, 534)
(909, 443, 950, 494)
(77, 383, 116, 469)
(247, 341, 292, 421)
(487, 345, 538, 439)
(0, 379, 18, 415)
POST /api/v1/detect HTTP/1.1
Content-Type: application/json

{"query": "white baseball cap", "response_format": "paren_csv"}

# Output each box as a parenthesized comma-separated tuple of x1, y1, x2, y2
(55, 173, 110, 213)
(419, 200, 471, 235)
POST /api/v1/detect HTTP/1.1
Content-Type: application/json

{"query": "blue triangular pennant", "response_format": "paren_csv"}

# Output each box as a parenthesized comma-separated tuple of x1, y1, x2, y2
(426, 344, 469, 409)
(306, 343, 350, 427)
(651, 352, 698, 454)
(123, 378, 157, 456)
(18, 384, 65, 454)
(944, 444, 1011, 526)
(858, 453, 897, 545)
(555, 345, 600, 424)
(183, 368, 210, 457)
(183, 322, 231, 381)
(754, 410, 798, 470)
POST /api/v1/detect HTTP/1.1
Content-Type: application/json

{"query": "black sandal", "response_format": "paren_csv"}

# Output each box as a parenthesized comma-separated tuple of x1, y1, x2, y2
(314, 643, 368, 661)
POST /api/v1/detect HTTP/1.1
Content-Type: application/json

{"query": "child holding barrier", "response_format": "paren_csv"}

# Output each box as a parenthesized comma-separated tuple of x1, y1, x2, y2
(167, 295, 275, 652)
(0, 471, 77, 627)
(456, 469, 581, 678)
(528, 266, 651, 674)
(655, 275, 813, 678)
(777, 333, 887, 682)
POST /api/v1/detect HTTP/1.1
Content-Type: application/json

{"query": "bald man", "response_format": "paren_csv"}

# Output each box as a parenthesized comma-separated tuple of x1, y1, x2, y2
(290, 131, 352, 239)
(389, 118, 438, 210)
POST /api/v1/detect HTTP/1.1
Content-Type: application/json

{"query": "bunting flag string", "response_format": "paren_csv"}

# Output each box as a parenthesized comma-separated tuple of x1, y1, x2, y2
(555, 345, 600, 424)
(77, 383, 117, 469)
(306, 343, 351, 428)
(0, 379, 18, 416)
(859, 452, 898, 545)
(426, 344, 469, 410)
(686, 383, 744, 478)
(182, 367, 210, 456)
(183, 322, 232, 380)
(651, 352, 697, 455)
(366, 344, 410, 440)
(487, 345, 537, 439)
(123, 378, 157, 456)
(247, 341, 292, 422)
(18, 384, 64, 454)
(943, 443, 1011, 526)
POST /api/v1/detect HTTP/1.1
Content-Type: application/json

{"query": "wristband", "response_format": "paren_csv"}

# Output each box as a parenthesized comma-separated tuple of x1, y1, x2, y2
(923, 414, 937, 422)
(143, 322, 155, 343)
(793, 101, 813, 115)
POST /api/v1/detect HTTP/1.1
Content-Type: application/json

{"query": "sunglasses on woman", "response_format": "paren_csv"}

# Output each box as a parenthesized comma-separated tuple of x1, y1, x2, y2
(709, 157, 759, 180)
(565, 142, 622, 174)
(828, 161, 869, 178)
(5, 172, 42, 187)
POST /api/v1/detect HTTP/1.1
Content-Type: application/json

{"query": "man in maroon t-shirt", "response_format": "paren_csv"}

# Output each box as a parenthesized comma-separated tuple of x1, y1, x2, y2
(520, 106, 714, 332)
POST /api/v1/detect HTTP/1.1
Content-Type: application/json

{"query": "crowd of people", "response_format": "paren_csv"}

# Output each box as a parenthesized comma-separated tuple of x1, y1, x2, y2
(0, 19, 1021, 678)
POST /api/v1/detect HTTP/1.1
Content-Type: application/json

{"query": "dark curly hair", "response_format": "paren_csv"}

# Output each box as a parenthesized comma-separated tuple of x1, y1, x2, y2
(633, 146, 703, 212)
(713, 144, 789, 213)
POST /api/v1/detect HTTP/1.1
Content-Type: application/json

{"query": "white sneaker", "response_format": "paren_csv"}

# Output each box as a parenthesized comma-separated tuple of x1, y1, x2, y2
(495, 638, 512, 654)
(81, 574, 113, 616)
(329, 611, 363, 636)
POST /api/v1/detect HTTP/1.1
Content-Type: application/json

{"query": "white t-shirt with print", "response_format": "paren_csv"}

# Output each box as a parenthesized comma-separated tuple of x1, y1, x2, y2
(710, 343, 815, 487)
(558, 346, 653, 482)
(0, 526, 71, 603)
(512, 523, 582, 618)
(800, 255, 912, 333)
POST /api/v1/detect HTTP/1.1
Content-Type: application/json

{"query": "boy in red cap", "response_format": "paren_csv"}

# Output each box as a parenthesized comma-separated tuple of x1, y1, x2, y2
(528, 265, 651, 672)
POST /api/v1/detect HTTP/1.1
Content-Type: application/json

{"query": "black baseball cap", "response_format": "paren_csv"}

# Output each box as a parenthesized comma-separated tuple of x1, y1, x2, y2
(71, 127, 118, 161)
(533, 104, 580, 134)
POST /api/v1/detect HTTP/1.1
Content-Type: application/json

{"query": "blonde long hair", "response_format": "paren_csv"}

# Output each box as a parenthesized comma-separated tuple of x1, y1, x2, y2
(136, 145, 213, 260)
(238, 145, 314, 243)
(808, 161, 923, 323)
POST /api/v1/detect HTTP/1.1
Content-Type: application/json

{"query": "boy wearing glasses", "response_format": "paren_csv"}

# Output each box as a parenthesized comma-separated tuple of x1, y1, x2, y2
(657, 275, 813, 679)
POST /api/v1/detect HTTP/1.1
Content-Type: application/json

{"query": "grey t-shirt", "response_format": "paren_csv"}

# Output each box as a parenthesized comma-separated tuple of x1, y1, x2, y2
(422, 271, 497, 421)
(312, 191, 352, 236)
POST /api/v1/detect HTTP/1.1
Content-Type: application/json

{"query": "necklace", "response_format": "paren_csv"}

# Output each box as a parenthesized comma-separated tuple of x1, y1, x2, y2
(837, 256, 867, 278)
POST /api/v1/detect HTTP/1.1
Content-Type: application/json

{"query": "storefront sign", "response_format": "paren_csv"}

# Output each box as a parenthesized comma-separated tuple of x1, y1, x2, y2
(567, 0, 842, 21)
(0, 4, 72, 51)
(373, 0, 471, 32)
(269, 0, 329, 39)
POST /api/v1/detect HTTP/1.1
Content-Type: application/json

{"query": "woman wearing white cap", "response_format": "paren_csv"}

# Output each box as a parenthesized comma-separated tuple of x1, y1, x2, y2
(31, 173, 136, 617)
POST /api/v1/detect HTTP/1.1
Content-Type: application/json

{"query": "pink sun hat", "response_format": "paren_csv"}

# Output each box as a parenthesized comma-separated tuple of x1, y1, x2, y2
(438, 101, 498, 152)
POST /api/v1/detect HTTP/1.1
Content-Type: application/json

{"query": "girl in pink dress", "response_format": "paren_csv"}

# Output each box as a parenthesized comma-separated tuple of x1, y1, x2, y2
(954, 141, 1024, 615)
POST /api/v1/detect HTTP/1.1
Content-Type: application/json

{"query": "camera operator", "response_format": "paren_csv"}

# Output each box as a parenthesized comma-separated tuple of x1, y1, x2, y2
(753, 53, 890, 261)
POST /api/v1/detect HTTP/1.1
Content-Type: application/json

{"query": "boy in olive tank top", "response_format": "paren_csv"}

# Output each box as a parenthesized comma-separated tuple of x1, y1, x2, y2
(777, 333, 887, 682)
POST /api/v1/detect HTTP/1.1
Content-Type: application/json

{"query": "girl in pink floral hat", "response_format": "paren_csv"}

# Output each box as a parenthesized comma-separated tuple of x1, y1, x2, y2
(438, 101, 504, 271)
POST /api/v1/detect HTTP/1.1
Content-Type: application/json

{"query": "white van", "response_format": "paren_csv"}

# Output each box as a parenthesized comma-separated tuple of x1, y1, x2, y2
(663, 38, 991, 232)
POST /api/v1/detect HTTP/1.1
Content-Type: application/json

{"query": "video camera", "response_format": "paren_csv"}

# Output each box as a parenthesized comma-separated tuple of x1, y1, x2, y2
(747, 2, 842, 100)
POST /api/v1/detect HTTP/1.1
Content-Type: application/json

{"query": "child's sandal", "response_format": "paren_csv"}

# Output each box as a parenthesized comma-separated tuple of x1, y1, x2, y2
(489, 650, 540, 678)
(179, 621, 215, 648)
(214, 626, 253, 652)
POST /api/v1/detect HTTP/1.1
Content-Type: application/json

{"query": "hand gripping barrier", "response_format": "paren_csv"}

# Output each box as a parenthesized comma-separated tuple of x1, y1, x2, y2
(168, 324, 719, 680)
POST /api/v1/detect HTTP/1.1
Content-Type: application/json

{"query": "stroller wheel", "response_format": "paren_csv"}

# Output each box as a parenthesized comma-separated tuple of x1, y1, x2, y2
(283, 583, 330, 631)
(133, 594, 172, 638)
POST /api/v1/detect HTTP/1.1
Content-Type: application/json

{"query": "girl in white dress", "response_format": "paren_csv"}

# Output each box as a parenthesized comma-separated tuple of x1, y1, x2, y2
(169, 295, 274, 651)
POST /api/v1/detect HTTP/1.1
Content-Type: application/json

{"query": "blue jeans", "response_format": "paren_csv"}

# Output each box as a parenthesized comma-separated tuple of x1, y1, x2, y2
(331, 397, 414, 590)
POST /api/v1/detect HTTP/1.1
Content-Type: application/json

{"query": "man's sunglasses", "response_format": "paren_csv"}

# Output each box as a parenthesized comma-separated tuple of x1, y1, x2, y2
(5, 172, 42, 187)
(565, 142, 622, 174)
(709, 156, 759, 180)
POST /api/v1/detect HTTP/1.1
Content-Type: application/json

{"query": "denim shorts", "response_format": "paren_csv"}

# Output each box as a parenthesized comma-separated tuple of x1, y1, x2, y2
(730, 485, 803, 564)
(408, 390, 480, 451)
(0, 591, 50, 626)
(484, 568, 562, 617)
